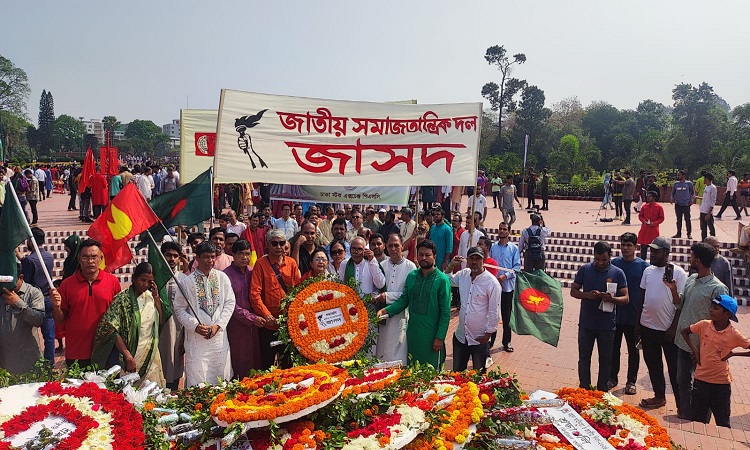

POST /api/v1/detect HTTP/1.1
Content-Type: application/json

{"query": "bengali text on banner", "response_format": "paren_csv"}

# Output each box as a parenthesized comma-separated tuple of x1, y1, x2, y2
(213, 90, 482, 186)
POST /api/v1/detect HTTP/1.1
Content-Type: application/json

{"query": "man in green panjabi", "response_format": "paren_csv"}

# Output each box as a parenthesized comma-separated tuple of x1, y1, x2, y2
(378, 239, 451, 369)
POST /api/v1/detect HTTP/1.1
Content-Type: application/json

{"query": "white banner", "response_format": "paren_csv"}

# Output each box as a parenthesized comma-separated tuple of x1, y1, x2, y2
(270, 184, 409, 206)
(214, 90, 481, 186)
(180, 109, 218, 184)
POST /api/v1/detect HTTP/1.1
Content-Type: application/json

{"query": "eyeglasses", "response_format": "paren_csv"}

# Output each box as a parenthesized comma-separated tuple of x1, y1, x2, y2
(80, 255, 101, 261)
(313, 257, 328, 262)
(351, 247, 365, 253)
(331, 249, 344, 256)
(269, 240, 286, 247)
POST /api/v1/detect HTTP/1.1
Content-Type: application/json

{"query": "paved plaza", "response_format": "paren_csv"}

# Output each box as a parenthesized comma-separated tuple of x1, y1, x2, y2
(34, 192, 750, 448)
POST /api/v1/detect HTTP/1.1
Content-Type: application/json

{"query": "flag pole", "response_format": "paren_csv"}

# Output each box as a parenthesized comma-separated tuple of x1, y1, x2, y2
(146, 230, 202, 324)
(6, 179, 54, 290)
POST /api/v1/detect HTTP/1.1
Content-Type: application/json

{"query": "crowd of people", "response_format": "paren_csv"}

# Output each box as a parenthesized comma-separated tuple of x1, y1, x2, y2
(571, 232, 749, 427)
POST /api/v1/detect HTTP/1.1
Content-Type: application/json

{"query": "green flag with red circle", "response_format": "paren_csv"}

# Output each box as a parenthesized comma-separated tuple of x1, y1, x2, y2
(135, 168, 213, 249)
(511, 269, 564, 347)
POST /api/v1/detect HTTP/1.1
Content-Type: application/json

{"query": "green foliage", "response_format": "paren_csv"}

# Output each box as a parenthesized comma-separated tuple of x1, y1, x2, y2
(481, 45, 527, 149)
(125, 119, 170, 154)
(54, 114, 85, 152)
(37, 90, 55, 157)
(0, 54, 31, 117)
(0, 110, 32, 160)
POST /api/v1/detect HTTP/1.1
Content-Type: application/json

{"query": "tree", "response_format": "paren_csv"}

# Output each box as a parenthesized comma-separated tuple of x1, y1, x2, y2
(0, 110, 31, 160)
(548, 97, 584, 138)
(102, 115, 121, 142)
(54, 114, 86, 153)
(515, 86, 551, 165)
(635, 99, 668, 135)
(731, 103, 750, 134)
(37, 90, 55, 157)
(125, 119, 169, 154)
(0, 55, 31, 117)
(481, 45, 527, 142)
(84, 133, 99, 153)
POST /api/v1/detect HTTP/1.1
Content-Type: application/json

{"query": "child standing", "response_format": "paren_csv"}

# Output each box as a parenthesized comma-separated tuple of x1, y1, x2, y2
(680, 294, 750, 427)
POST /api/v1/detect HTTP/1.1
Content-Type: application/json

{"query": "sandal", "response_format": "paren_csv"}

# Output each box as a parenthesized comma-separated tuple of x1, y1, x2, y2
(624, 383, 637, 395)
(638, 397, 666, 408)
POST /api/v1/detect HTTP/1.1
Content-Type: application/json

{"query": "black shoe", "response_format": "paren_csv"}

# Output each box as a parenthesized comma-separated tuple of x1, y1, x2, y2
(735, 216, 742, 220)
(714, 215, 722, 219)
(687, 234, 692, 239)
(672, 234, 681, 238)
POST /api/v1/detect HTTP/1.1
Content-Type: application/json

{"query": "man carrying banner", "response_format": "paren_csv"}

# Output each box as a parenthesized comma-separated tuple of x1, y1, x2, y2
(378, 240, 452, 370)
(570, 241, 629, 392)
(489, 222, 521, 353)
(445, 247, 500, 373)
(173, 241, 235, 386)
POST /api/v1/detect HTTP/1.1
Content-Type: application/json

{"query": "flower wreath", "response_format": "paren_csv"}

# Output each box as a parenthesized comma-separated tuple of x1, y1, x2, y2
(342, 368, 402, 397)
(246, 420, 326, 450)
(210, 364, 348, 425)
(342, 404, 427, 450)
(0, 381, 144, 450)
(282, 278, 372, 363)
(528, 387, 672, 450)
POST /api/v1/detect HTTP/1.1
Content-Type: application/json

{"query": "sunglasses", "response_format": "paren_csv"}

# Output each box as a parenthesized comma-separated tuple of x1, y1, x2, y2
(331, 249, 344, 255)
(269, 240, 286, 247)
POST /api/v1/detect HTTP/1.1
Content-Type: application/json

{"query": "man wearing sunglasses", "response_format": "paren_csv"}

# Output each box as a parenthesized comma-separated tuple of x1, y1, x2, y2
(250, 229, 301, 369)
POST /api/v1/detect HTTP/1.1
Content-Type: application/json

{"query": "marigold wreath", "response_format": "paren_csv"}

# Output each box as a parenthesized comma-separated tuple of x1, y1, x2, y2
(284, 279, 371, 363)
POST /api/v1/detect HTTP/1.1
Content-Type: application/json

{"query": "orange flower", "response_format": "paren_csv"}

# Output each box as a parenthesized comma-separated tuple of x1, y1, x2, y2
(210, 364, 348, 425)
(194, 403, 202, 411)
(144, 402, 155, 411)
(286, 281, 369, 363)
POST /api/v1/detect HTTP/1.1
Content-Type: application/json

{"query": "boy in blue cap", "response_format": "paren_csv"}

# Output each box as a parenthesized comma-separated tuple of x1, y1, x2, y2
(680, 294, 750, 427)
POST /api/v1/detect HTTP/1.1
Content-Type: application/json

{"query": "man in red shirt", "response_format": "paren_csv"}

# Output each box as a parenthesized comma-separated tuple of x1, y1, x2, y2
(52, 239, 121, 368)
(241, 213, 267, 257)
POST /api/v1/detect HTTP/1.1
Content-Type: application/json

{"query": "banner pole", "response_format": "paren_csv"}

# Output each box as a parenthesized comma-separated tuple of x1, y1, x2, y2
(414, 187, 420, 225)
(7, 181, 54, 290)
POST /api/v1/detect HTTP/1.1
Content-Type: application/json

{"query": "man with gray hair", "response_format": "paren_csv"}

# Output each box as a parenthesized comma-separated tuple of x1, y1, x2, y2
(703, 236, 733, 294)
(250, 228, 301, 369)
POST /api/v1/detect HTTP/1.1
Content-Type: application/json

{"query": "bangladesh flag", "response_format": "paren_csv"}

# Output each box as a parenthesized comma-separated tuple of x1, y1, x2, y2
(146, 233, 173, 322)
(511, 269, 564, 347)
(136, 168, 213, 250)
(0, 181, 34, 291)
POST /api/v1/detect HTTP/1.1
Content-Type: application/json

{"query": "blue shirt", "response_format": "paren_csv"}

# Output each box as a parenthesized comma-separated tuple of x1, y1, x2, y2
(429, 222, 453, 267)
(611, 257, 649, 326)
(489, 241, 521, 292)
(671, 180, 694, 206)
(21, 250, 54, 296)
(574, 262, 627, 331)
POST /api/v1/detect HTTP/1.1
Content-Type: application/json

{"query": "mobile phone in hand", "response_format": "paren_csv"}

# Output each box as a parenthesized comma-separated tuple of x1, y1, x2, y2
(664, 263, 674, 283)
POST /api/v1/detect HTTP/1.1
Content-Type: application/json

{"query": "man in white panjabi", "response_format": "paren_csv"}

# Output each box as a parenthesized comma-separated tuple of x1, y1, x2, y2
(174, 241, 236, 386)
(375, 234, 416, 365)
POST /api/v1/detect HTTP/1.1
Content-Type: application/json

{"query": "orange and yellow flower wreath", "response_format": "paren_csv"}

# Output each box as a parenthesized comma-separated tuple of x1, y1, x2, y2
(210, 364, 348, 425)
(287, 281, 369, 363)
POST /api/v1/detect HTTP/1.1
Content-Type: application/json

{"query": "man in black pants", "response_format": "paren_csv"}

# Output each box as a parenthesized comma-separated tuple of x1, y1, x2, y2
(670, 170, 694, 239)
(540, 169, 550, 211)
(488, 222, 521, 354)
(715, 169, 742, 220)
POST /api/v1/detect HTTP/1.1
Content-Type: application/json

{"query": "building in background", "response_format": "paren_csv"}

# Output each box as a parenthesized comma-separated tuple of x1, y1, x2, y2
(162, 119, 180, 148)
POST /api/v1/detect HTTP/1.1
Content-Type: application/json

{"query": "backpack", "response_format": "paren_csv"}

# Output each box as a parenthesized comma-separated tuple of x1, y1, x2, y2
(526, 227, 544, 260)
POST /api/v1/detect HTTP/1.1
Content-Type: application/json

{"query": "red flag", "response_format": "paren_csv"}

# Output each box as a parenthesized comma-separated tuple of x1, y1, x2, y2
(87, 183, 159, 272)
(78, 146, 96, 194)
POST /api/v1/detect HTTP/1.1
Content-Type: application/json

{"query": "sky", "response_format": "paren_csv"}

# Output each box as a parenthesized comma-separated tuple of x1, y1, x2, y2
(3, 0, 749, 127)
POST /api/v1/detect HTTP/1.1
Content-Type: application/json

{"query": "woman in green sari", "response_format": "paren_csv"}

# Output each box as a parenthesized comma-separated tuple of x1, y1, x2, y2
(92, 263, 167, 386)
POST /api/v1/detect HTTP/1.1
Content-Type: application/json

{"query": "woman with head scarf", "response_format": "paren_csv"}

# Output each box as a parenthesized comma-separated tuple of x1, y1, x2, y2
(91, 262, 167, 387)
(62, 235, 82, 279)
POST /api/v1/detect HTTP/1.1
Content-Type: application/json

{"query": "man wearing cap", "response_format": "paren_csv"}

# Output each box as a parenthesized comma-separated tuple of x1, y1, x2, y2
(680, 294, 750, 427)
(699, 173, 717, 240)
(443, 247, 500, 373)
(636, 236, 687, 410)
(668, 242, 728, 419)
(570, 241, 629, 392)
(670, 170, 695, 239)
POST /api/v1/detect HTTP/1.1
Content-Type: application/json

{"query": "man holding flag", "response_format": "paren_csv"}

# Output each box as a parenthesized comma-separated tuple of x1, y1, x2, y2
(155, 240, 187, 390)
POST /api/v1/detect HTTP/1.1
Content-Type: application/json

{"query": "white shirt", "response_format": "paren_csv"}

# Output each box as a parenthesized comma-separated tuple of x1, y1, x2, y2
(727, 175, 738, 194)
(458, 229, 484, 269)
(699, 184, 717, 214)
(274, 217, 299, 240)
(137, 174, 153, 200)
(226, 221, 247, 236)
(173, 269, 235, 386)
(448, 269, 500, 345)
(377, 257, 417, 364)
(338, 257, 386, 296)
(471, 194, 487, 215)
(640, 264, 688, 331)
(34, 168, 46, 182)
